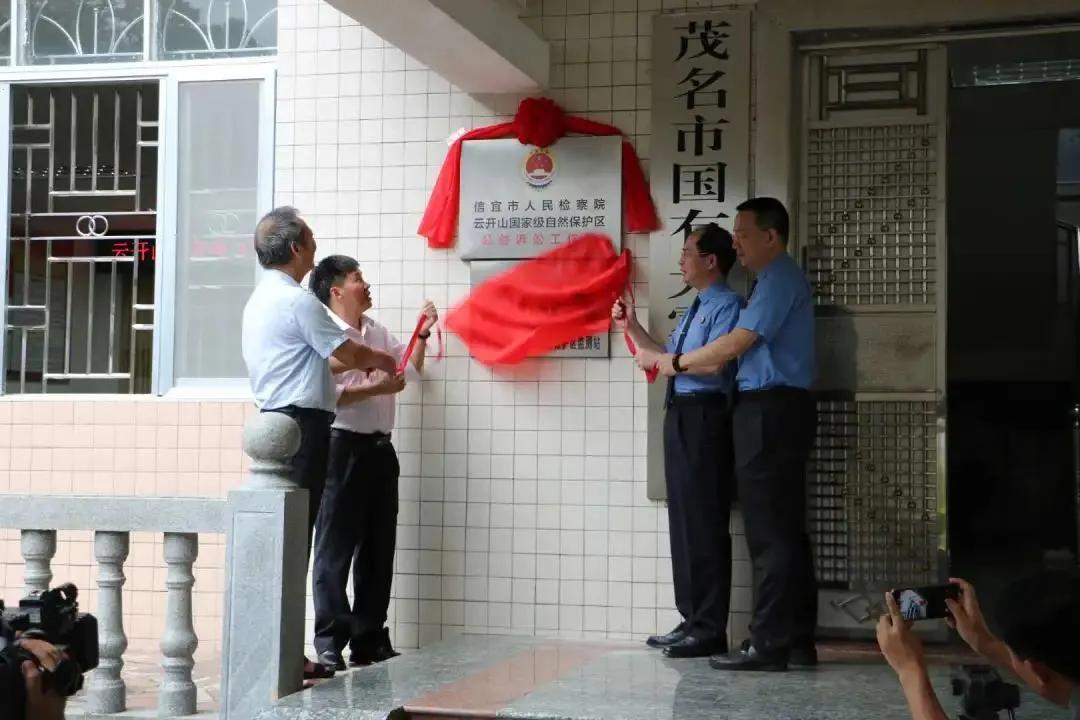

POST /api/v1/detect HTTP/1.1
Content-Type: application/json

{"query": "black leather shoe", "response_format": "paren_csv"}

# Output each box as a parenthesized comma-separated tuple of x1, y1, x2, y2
(662, 635, 727, 659)
(316, 650, 346, 672)
(375, 627, 401, 660)
(790, 641, 818, 667)
(709, 643, 788, 671)
(348, 649, 372, 667)
(350, 628, 401, 665)
(735, 637, 816, 666)
(646, 624, 687, 649)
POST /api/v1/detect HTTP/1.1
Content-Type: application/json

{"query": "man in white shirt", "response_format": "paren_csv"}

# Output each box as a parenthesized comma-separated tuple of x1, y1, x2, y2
(241, 208, 396, 681)
(307, 254, 437, 671)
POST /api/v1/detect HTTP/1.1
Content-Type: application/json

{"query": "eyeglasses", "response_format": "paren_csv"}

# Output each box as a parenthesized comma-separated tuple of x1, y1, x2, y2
(679, 249, 710, 258)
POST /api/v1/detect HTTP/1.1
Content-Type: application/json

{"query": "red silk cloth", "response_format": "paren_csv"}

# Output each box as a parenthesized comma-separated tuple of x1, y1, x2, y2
(445, 234, 631, 366)
(418, 97, 660, 249)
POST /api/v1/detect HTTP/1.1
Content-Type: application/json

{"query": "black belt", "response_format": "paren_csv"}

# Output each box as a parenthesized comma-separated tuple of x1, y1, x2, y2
(333, 428, 392, 446)
(669, 391, 729, 406)
(262, 405, 335, 422)
(735, 386, 810, 401)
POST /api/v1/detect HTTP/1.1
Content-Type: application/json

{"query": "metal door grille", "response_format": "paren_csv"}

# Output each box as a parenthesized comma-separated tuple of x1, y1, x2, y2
(808, 399, 855, 586)
(801, 46, 947, 632)
(847, 399, 938, 587)
(805, 124, 938, 306)
(5, 83, 158, 394)
(809, 398, 939, 589)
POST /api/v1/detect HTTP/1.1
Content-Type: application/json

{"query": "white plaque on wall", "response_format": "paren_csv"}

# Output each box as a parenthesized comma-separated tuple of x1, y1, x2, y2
(458, 135, 623, 260)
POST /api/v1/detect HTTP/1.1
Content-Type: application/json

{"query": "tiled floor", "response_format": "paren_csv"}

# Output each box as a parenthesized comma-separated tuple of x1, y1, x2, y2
(252, 635, 1069, 720)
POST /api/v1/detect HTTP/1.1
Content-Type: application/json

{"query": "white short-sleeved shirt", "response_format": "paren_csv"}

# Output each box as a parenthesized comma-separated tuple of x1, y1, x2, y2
(241, 269, 349, 412)
(331, 313, 421, 434)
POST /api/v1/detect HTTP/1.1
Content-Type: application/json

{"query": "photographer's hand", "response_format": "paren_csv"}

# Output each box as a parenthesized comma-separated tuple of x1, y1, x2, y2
(16, 638, 61, 672)
(877, 592, 948, 720)
(947, 578, 1068, 705)
(944, 578, 997, 657)
(877, 592, 926, 676)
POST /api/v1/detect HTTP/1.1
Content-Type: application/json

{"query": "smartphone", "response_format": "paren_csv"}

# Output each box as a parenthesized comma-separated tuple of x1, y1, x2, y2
(891, 583, 960, 621)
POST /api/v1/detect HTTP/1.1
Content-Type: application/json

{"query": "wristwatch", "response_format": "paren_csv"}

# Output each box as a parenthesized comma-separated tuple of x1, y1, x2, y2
(418, 330, 431, 340)
(672, 353, 685, 373)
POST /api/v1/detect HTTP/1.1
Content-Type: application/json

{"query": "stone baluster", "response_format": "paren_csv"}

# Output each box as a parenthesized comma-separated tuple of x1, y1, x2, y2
(87, 531, 130, 714)
(21, 529, 56, 595)
(221, 411, 306, 720)
(160, 532, 199, 716)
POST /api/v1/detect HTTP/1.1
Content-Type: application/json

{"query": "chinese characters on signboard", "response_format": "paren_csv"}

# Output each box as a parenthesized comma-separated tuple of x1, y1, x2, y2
(650, 11, 750, 329)
(552, 335, 604, 352)
(457, 134, 623, 358)
(458, 135, 622, 261)
(647, 11, 750, 497)
(470, 197, 611, 242)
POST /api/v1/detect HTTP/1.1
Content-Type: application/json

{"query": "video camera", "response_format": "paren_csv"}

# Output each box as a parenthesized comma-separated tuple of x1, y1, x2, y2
(951, 665, 1021, 720)
(0, 583, 99, 696)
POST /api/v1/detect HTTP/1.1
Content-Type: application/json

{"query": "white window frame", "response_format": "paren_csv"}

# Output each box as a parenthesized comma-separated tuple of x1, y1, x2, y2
(157, 62, 275, 399)
(0, 58, 274, 399)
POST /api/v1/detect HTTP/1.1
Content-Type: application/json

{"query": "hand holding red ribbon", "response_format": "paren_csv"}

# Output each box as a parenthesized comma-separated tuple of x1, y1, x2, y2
(397, 303, 444, 373)
(614, 298, 659, 383)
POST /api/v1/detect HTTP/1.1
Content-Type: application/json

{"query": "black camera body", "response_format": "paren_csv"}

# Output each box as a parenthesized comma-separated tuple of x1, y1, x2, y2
(0, 583, 99, 696)
(951, 664, 1021, 720)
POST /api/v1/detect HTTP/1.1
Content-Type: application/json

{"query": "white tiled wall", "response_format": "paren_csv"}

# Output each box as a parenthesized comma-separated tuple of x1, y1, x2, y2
(277, 0, 753, 650)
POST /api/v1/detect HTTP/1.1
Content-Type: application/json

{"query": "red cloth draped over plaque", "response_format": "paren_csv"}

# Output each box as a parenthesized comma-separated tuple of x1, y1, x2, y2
(445, 233, 631, 366)
(418, 97, 660, 249)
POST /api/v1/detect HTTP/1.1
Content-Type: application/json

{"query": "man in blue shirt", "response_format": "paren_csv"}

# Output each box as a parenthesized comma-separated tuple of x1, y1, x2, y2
(638, 197, 817, 671)
(615, 223, 743, 658)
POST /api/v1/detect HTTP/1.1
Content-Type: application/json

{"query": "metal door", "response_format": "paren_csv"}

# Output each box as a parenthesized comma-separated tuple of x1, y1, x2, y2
(798, 45, 949, 635)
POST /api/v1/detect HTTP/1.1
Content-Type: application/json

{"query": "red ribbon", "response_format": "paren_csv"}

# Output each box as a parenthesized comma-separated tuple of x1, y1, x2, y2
(618, 289, 659, 384)
(418, 98, 660, 250)
(397, 315, 444, 374)
(444, 233, 629, 365)
(443, 233, 656, 384)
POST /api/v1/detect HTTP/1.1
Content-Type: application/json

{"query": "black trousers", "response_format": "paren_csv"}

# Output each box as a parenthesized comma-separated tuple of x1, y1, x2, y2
(313, 429, 400, 656)
(733, 388, 818, 651)
(662, 394, 734, 639)
(262, 405, 334, 561)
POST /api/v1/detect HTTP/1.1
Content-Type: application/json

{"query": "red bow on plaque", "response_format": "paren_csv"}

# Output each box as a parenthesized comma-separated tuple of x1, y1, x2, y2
(445, 233, 631, 365)
(418, 98, 660, 249)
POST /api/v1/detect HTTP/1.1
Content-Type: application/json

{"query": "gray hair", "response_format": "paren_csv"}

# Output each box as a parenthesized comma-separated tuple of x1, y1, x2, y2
(254, 206, 306, 268)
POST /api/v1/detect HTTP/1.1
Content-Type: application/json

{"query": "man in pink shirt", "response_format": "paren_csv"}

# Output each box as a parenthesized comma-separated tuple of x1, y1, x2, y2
(307, 255, 437, 670)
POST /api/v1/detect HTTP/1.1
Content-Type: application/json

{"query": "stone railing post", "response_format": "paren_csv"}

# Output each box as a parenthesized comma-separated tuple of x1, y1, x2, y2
(21, 529, 56, 594)
(160, 532, 199, 716)
(220, 411, 308, 720)
(87, 531, 129, 714)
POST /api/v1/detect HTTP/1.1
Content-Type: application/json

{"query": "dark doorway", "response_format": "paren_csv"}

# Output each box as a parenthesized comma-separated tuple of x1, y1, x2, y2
(947, 32, 1080, 620)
